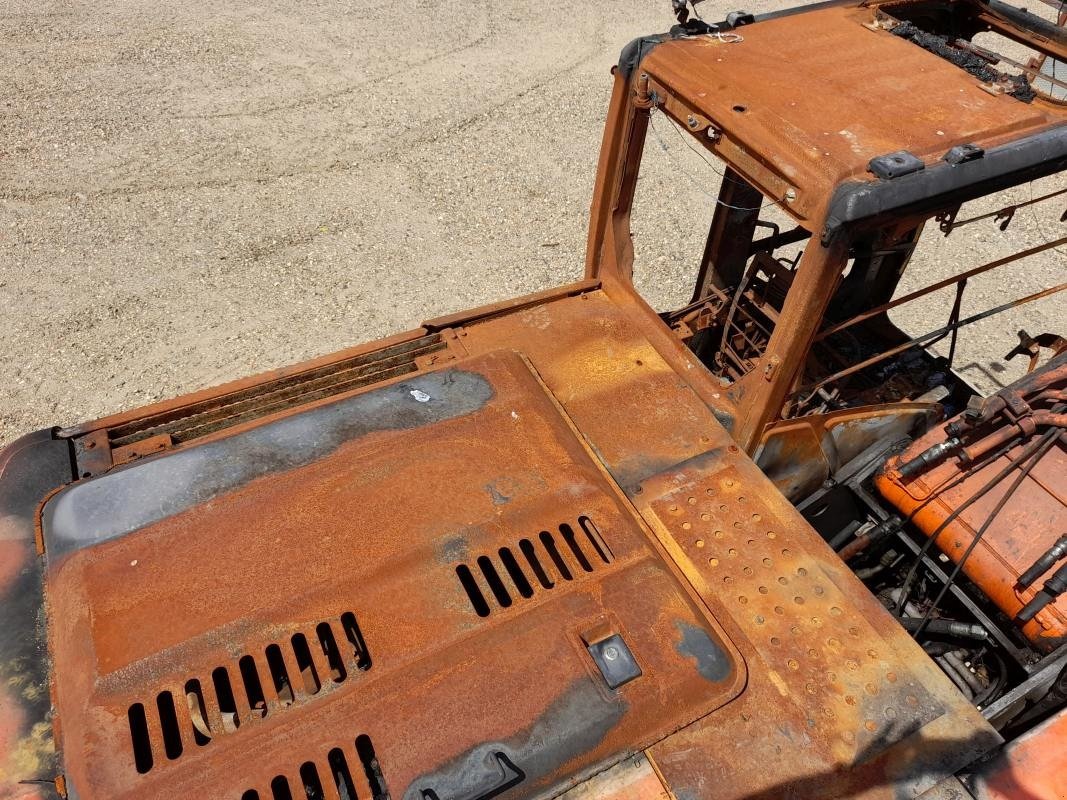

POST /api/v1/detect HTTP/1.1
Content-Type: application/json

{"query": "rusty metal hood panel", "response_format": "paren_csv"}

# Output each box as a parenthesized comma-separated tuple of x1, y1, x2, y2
(42, 350, 745, 799)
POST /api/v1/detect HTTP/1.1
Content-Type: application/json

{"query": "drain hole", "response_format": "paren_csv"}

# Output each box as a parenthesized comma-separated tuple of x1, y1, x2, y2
(329, 747, 357, 800)
(477, 555, 513, 607)
(128, 702, 153, 774)
(242, 792, 259, 800)
(356, 734, 389, 799)
(340, 611, 373, 671)
(579, 516, 613, 563)
(539, 530, 573, 581)
(317, 623, 348, 684)
(291, 633, 322, 695)
(499, 546, 534, 598)
(456, 564, 491, 616)
(156, 691, 183, 760)
(184, 678, 211, 745)
(560, 523, 593, 572)
(520, 538, 554, 589)
(266, 643, 295, 706)
(271, 775, 295, 800)
(211, 666, 241, 732)
(300, 761, 326, 800)
(239, 655, 268, 718)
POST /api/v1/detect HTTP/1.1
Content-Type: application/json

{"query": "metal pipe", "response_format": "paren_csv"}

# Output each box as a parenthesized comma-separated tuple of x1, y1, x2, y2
(815, 236, 1067, 342)
(801, 282, 1067, 396)
(937, 654, 976, 698)
(944, 651, 986, 695)
(960, 409, 1067, 464)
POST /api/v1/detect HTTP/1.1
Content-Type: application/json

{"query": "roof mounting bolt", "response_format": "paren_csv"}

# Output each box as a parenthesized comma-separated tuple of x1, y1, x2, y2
(785, 188, 798, 203)
(687, 115, 700, 129)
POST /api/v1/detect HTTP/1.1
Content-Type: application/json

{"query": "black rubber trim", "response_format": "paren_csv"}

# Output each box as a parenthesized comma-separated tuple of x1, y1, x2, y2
(822, 124, 1067, 244)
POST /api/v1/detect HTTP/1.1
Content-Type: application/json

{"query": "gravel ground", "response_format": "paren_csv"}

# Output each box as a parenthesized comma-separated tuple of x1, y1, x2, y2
(1, 0, 1064, 448)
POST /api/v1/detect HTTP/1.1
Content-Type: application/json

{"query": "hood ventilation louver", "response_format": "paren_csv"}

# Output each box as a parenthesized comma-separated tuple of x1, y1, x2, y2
(127, 611, 371, 775)
(455, 517, 612, 617)
(101, 333, 446, 448)
(240, 734, 389, 800)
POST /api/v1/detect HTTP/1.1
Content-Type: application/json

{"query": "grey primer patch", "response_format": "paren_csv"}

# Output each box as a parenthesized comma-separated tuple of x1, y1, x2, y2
(43, 370, 494, 557)
(675, 621, 733, 683)
(403, 679, 626, 800)
(485, 482, 511, 506)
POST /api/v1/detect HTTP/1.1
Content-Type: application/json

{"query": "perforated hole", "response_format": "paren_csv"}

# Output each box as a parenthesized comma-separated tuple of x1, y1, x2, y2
(185, 679, 211, 746)
(243, 735, 389, 800)
(271, 775, 294, 800)
(211, 666, 241, 733)
(266, 643, 295, 706)
(540, 530, 573, 581)
(328, 747, 356, 799)
(456, 564, 490, 617)
(455, 517, 611, 616)
(579, 516, 612, 564)
(125, 612, 370, 774)
(356, 734, 389, 798)
(477, 555, 513, 607)
(499, 546, 534, 598)
(128, 703, 153, 774)
(317, 623, 348, 684)
(156, 691, 183, 760)
(299, 762, 325, 800)
(239, 655, 267, 719)
(340, 611, 372, 671)
(520, 538, 553, 589)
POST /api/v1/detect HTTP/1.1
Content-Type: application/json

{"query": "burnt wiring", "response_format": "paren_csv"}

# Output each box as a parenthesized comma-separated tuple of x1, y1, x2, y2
(1028, 182, 1067, 258)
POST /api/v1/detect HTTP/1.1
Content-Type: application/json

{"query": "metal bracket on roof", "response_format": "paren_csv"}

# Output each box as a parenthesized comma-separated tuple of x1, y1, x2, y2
(868, 150, 925, 180)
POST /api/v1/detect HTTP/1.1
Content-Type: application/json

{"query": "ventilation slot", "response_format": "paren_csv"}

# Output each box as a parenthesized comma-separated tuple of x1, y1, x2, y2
(242, 736, 390, 800)
(456, 517, 613, 616)
(125, 612, 371, 775)
(101, 333, 447, 448)
(240, 655, 268, 719)
(271, 775, 295, 800)
(128, 703, 153, 774)
(291, 633, 322, 696)
(340, 611, 372, 671)
(156, 691, 183, 760)
(185, 679, 212, 746)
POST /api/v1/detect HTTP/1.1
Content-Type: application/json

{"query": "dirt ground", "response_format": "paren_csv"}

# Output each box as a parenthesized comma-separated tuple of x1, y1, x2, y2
(1, 0, 1064, 448)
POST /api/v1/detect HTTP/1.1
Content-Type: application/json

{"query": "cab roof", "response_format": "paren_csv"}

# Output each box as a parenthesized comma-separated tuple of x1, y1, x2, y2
(639, 2, 1067, 228)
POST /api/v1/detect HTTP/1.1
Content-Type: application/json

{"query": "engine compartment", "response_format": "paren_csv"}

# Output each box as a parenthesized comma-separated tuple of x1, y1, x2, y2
(781, 352, 1067, 736)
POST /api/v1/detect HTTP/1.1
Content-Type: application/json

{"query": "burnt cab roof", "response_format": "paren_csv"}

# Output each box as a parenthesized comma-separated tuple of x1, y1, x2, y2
(636, 1, 1067, 238)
